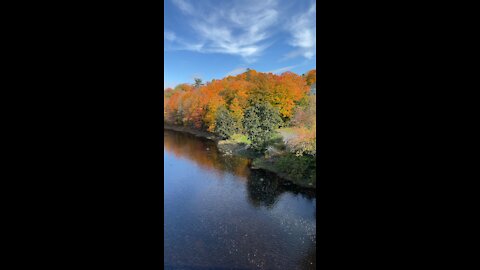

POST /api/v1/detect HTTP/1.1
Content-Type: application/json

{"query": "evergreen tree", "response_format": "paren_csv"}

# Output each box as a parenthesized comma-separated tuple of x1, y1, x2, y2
(243, 102, 282, 151)
(194, 78, 203, 88)
(214, 106, 239, 139)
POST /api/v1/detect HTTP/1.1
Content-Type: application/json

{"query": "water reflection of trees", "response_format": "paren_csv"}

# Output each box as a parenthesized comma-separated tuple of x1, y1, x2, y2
(164, 130, 250, 178)
(246, 170, 316, 209)
(164, 130, 316, 208)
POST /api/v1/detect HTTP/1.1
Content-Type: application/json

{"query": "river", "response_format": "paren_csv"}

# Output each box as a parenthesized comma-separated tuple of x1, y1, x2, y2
(164, 129, 316, 269)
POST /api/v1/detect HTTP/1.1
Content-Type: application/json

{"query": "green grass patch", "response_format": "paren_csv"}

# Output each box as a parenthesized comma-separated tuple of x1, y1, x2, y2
(229, 133, 251, 145)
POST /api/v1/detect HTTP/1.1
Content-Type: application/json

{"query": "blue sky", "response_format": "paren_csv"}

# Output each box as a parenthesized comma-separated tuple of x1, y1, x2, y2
(164, 0, 316, 89)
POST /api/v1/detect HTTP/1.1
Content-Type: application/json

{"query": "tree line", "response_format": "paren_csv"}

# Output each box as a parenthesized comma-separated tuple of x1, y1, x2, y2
(164, 69, 316, 155)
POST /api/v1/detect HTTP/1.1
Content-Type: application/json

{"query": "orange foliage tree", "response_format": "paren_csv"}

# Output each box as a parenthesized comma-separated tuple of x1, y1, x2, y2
(164, 69, 315, 132)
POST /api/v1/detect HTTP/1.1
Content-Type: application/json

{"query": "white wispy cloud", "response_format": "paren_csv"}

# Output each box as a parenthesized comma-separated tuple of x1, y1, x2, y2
(267, 59, 312, 74)
(167, 0, 316, 62)
(171, 0, 194, 15)
(226, 67, 248, 76)
(267, 65, 298, 74)
(284, 2, 316, 60)
(169, 0, 280, 61)
(164, 31, 176, 42)
(164, 29, 205, 52)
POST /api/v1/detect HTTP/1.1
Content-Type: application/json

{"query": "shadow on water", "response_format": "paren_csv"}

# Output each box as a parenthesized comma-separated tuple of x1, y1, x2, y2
(246, 169, 316, 209)
(164, 129, 316, 202)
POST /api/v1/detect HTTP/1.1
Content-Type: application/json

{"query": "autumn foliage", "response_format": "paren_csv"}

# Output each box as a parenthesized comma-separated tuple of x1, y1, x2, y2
(165, 70, 312, 125)
(164, 69, 316, 155)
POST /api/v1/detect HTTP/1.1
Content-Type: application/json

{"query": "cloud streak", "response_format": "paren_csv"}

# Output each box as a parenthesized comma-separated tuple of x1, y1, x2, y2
(226, 67, 248, 76)
(169, 0, 280, 61)
(171, 0, 194, 15)
(267, 65, 298, 74)
(167, 0, 316, 61)
(164, 31, 176, 42)
(284, 2, 316, 60)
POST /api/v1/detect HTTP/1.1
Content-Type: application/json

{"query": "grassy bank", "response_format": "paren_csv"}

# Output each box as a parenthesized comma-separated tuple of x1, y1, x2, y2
(252, 154, 316, 188)
(217, 134, 262, 159)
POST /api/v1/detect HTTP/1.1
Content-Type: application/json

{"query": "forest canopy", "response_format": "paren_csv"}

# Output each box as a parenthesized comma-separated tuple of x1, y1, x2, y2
(164, 69, 316, 154)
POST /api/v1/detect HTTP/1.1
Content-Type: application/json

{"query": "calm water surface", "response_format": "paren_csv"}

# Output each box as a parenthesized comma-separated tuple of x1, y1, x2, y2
(164, 129, 316, 269)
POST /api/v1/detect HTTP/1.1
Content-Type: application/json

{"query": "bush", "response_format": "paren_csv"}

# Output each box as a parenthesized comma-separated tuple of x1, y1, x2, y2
(285, 128, 316, 156)
(291, 95, 316, 129)
(275, 154, 316, 186)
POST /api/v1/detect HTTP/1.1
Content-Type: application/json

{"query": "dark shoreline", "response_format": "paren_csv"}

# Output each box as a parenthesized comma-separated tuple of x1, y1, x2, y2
(164, 124, 316, 189)
(163, 124, 219, 141)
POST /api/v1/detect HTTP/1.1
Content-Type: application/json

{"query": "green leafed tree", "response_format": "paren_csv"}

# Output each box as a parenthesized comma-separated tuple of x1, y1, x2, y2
(242, 102, 282, 151)
(214, 106, 239, 139)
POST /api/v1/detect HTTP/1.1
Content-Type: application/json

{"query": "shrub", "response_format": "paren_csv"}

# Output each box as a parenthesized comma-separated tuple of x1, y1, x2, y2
(275, 154, 316, 186)
(291, 95, 316, 129)
(286, 127, 316, 156)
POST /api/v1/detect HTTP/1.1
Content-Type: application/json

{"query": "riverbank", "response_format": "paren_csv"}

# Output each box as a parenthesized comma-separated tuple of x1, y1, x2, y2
(252, 154, 316, 188)
(164, 124, 259, 158)
(164, 124, 219, 141)
(164, 124, 316, 189)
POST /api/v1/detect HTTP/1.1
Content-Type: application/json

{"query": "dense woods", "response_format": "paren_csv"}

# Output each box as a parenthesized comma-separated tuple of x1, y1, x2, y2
(164, 69, 316, 159)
